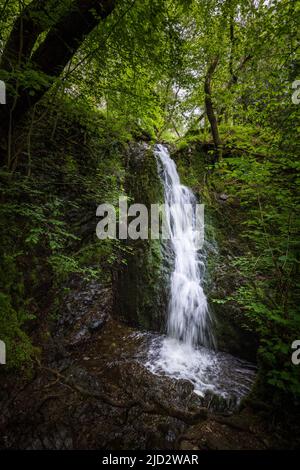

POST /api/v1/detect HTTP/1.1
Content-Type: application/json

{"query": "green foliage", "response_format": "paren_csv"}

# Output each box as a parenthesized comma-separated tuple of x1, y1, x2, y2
(0, 292, 37, 369)
(0, 0, 299, 415)
(0, 98, 128, 369)
(208, 122, 300, 402)
(0, 248, 38, 369)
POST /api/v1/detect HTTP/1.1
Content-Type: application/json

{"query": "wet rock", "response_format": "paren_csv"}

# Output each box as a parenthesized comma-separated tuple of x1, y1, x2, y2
(0, 318, 208, 450)
(178, 415, 267, 450)
(55, 277, 110, 348)
(88, 318, 106, 332)
(0, 314, 287, 450)
(25, 426, 73, 450)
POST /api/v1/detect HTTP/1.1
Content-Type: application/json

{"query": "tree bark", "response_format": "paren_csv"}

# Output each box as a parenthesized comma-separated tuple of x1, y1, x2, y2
(0, 0, 50, 72)
(191, 54, 251, 131)
(0, 0, 116, 155)
(204, 56, 222, 161)
(218, 53, 252, 125)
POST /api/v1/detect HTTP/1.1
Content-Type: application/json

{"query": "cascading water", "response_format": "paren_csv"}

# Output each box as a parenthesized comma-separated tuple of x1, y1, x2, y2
(154, 144, 214, 349)
(146, 144, 256, 406)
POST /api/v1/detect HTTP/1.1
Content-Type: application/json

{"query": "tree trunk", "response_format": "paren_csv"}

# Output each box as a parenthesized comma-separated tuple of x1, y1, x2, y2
(0, 0, 116, 165)
(204, 56, 222, 161)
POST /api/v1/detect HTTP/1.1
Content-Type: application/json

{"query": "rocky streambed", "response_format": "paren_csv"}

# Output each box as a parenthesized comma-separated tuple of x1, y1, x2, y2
(0, 278, 279, 450)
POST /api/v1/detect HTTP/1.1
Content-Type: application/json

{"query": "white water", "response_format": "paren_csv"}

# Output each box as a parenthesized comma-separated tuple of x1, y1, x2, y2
(154, 143, 214, 348)
(146, 144, 255, 402)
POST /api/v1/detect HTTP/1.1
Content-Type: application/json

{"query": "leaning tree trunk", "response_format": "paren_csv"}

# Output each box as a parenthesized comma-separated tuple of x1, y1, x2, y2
(0, 0, 116, 167)
(218, 54, 252, 125)
(204, 56, 222, 162)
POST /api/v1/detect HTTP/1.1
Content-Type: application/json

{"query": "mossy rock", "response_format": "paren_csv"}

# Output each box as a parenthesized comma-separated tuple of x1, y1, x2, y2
(114, 142, 168, 331)
(173, 142, 259, 361)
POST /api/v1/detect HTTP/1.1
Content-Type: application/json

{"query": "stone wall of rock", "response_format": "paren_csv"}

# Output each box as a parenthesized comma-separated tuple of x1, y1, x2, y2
(114, 143, 168, 332)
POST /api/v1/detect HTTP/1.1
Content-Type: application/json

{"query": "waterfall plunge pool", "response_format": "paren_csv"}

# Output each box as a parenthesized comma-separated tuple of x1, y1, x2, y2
(145, 334, 256, 410)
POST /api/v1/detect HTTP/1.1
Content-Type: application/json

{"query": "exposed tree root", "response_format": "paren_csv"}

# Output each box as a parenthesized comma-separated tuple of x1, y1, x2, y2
(39, 365, 208, 425)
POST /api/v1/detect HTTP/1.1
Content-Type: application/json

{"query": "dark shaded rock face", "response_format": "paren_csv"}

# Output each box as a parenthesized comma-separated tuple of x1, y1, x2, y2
(114, 142, 168, 332)
(204, 196, 259, 363)
(56, 276, 110, 348)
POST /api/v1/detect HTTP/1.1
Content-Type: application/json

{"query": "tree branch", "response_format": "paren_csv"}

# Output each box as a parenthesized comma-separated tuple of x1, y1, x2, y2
(0, 0, 116, 154)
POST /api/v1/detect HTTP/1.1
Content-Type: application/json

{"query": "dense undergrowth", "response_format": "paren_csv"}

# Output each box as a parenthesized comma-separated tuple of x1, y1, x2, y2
(0, 99, 131, 369)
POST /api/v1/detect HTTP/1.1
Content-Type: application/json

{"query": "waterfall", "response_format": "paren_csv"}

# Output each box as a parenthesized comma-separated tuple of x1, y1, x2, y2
(154, 144, 214, 349)
(146, 144, 256, 403)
